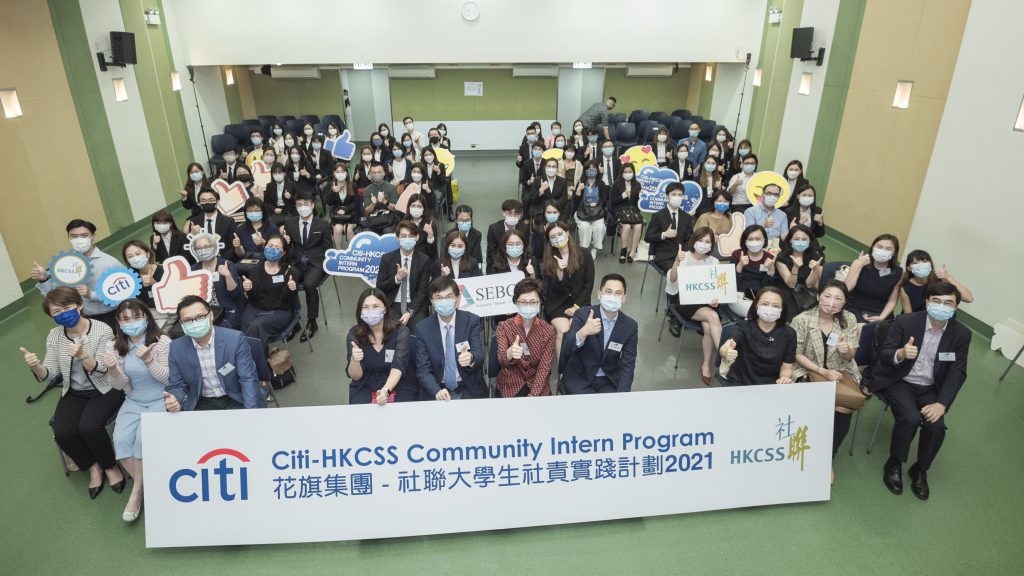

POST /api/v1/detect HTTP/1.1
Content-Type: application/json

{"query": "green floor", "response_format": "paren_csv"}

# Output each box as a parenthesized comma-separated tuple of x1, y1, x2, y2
(2, 153, 1022, 574)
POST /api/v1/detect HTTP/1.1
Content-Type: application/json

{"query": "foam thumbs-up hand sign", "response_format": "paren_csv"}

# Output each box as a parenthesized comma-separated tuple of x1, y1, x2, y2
(720, 339, 738, 363)
(457, 343, 473, 367)
(350, 341, 364, 363)
(20, 347, 40, 368)
(151, 256, 214, 314)
(902, 336, 918, 361)
(163, 391, 181, 413)
(507, 335, 524, 360)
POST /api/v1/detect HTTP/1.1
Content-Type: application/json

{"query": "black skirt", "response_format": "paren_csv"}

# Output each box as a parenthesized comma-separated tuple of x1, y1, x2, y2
(614, 205, 644, 225)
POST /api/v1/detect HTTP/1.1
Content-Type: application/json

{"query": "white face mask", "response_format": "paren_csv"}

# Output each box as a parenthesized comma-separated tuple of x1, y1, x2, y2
(405, 123, 415, 132)
(565, 152, 575, 160)
(872, 248, 893, 263)
(657, 134, 667, 142)
(335, 171, 346, 180)
(694, 241, 712, 254)
(70, 237, 92, 253)
(716, 134, 727, 143)
(304, 129, 313, 136)
(297, 205, 314, 218)
(290, 155, 301, 162)
(424, 155, 434, 163)
(746, 240, 764, 252)
(787, 170, 801, 179)
(623, 173, 634, 181)
(757, 305, 782, 323)
(504, 215, 520, 227)
(284, 139, 294, 147)
(362, 154, 372, 162)
(545, 167, 557, 178)
(409, 207, 424, 219)
(154, 223, 171, 234)
(411, 172, 423, 183)
(798, 195, 815, 207)
(272, 173, 285, 183)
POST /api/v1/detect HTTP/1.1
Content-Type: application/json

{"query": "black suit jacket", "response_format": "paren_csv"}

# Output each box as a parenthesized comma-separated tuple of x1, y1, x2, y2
(525, 176, 569, 216)
(596, 155, 622, 186)
(866, 311, 972, 409)
(519, 158, 544, 186)
(153, 229, 194, 264)
(283, 216, 331, 267)
(307, 150, 335, 182)
(559, 305, 639, 393)
(486, 220, 530, 274)
(376, 249, 431, 317)
(188, 212, 238, 260)
(464, 228, 483, 266)
(219, 162, 243, 183)
(264, 180, 298, 217)
(644, 207, 695, 271)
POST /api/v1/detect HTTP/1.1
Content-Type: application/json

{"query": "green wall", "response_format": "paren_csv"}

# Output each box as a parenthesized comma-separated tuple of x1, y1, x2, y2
(747, 0, 804, 167)
(806, 0, 866, 202)
(223, 66, 244, 124)
(250, 69, 345, 118)
(603, 67, 690, 115)
(47, 0, 133, 231)
(391, 69, 556, 121)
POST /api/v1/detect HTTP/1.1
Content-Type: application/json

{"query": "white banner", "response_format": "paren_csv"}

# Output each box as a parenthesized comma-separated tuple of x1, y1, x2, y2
(143, 383, 834, 548)
(677, 263, 739, 305)
(456, 271, 524, 317)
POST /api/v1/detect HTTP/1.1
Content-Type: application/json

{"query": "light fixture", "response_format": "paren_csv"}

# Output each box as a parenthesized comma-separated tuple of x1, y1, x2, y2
(752, 68, 763, 87)
(1015, 95, 1024, 132)
(798, 72, 813, 95)
(113, 78, 128, 102)
(353, 62, 374, 70)
(225, 67, 235, 85)
(893, 80, 913, 109)
(705, 65, 713, 82)
(0, 89, 23, 118)
(573, 62, 592, 69)
(144, 8, 160, 26)
(768, 6, 783, 24)
(170, 71, 181, 91)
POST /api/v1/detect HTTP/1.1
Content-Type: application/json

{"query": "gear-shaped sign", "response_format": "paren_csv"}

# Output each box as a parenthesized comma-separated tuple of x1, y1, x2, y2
(96, 266, 142, 307)
(48, 251, 92, 287)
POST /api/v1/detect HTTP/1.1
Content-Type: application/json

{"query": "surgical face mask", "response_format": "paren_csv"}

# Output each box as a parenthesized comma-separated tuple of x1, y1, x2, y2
(393, 149, 404, 158)
(246, 211, 263, 222)
(678, 149, 689, 158)
(550, 234, 568, 248)
(334, 171, 346, 180)
(742, 164, 756, 174)
(263, 246, 283, 261)
(372, 138, 383, 146)
(738, 148, 750, 157)
(545, 167, 557, 177)
(399, 237, 417, 252)
(787, 170, 801, 180)
(504, 215, 520, 227)
(370, 173, 384, 183)
(602, 147, 614, 157)
(910, 262, 933, 278)
(70, 237, 92, 253)
(657, 134, 668, 142)
(716, 134, 727, 143)
(284, 139, 295, 147)
(360, 309, 386, 327)
(54, 308, 81, 328)
(585, 169, 598, 178)
(704, 162, 716, 172)
(296, 205, 314, 218)
(128, 255, 150, 269)
(273, 128, 283, 136)
(290, 154, 301, 162)
(555, 141, 565, 149)
(405, 123, 415, 132)
(312, 143, 322, 151)
(251, 137, 262, 146)
(409, 207, 424, 219)
(119, 318, 148, 338)
(433, 298, 456, 317)
(403, 140, 412, 148)
(329, 128, 338, 136)
(424, 154, 435, 163)
(694, 241, 712, 255)
(588, 135, 599, 143)
(223, 154, 237, 164)
(532, 150, 542, 159)
(439, 129, 446, 136)
(411, 172, 423, 183)
(517, 304, 540, 320)
(689, 129, 699, 138)
(623, 172, 634, 181)
(714, 202, 729, 213)
(506, 244, 524, 258)
(195, 246, 217, 261)
(926, 302, 955, 322)
(565, 151, 575, 160)
(746, 240, 764, 253)
(574, 125, 583, 133)
(545, 212, 560, 223)
(182, 316, 212, 339)
(263, 156, 276, 165)
(757, 305, 782, 323)
(668, 195, 683, 208)
(457, 221, 472, 233)
(448, 246, 465, 259)
(526, 134, 537, 143)
(791, 239, 810, 252)
(798, 195, 815, 207)
(600, 294, 623, 313)
(200, 202, 218, 213)
(872, 248, 893, 263)
(551, 128, 561, 136)
(362, 154, 372, 162)
(154, 223, 171, 234)
(304, 128, 313, 136)
(189, 171, 204, 182)
(272, 173, 285, 183)
(762, 195, 779, 208)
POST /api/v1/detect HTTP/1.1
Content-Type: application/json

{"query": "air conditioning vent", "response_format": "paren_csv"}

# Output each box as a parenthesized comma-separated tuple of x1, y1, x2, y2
(388, 67, 436, 79)
(626, 65, 677, 77)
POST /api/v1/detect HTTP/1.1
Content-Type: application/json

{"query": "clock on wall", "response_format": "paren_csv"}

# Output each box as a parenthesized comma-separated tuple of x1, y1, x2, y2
(462, 1, 480, 22)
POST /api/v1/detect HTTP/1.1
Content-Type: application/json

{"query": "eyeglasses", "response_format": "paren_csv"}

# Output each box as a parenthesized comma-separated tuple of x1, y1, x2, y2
(516, 300, 541, 307)
(432, 294, 456, 302)
(180, 312, 209, 324)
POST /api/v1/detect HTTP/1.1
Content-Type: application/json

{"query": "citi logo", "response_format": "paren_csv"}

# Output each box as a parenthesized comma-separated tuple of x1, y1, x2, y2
(169, 448, 250, 503)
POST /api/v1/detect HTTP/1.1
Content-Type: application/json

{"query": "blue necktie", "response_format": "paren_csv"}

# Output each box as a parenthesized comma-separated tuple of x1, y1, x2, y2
(443, 324, 458, 391)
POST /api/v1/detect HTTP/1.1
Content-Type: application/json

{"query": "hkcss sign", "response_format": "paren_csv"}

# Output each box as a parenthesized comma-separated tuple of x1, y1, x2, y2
(143, 383, 834, 547)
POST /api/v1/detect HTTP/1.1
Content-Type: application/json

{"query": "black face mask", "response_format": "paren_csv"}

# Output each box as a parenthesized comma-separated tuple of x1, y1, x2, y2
(429, 137, 440, 145)
(201, 203, 218, 213)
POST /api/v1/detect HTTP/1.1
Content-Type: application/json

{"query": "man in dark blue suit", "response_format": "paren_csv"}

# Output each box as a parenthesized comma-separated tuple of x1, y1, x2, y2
(864, 281, 972, 500)
(559, 273, 638, 394)
(163, 296, 263, 411)
(414, 277, 486, 400)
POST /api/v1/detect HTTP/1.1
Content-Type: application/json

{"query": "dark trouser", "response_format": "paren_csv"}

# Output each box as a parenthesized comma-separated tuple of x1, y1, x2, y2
(196, 396, 243, 410)
(53, 388, 125, 471)
(241, 306, 292, 349)
(388, 302, 426, 332)
(443, 182, 454, 217)
(877, 381, 946, 471)
(833, 411, 852, 457)
(576, 376, 618, 394)
(294, 264, 325, 322)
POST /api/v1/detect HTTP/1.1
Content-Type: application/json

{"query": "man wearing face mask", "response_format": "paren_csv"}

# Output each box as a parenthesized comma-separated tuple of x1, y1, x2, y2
(598, 141, 621, 187)
(242, 129, 265, 158)
(186, 189, 238, 261)
(645, 182, 696, 274)
(282, 192, 331, 341)
(363, 163, 399, 232)
(403, 116, 427, 153)
(743, 183, 789, 241)
(32, 219, 122, 328)
(377, 221, 431, 329)
(413, 277, 486, 401)
(218, 148, 243, 183)
(486, 200, 530, 274)
(865, 281, 972, 501)
(164, 296, 263, 412)
(559, 273, 638, 394)
(516, 125, 539, 169)
(684, 122, 708, 166)
(519, 142, 546, 198)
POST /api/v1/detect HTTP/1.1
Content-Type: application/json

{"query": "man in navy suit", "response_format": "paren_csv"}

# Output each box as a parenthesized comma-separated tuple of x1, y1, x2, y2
(560, 273, 638, 394)
(163, 296, 263, 411)
(865, 281, 972, 500)
(414, 277, 486, 400)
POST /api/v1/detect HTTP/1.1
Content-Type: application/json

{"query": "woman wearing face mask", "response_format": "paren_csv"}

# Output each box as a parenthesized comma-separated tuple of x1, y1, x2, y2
(728, 151, 758, 213)
(323, 163, 360, 249)
(405, 194, 438, 264)
(233, 164, 260, 201)
(561, 145, 583, 187)
(532, 200, 565, 262)
(496, 278, 556, 398)
(432, 230, 481, 280)
(574, 160, 608, 260)
(693, 156, 725, 215)
(844, 233, 902, 323)
(665, 229, 725, 385)
(543, 121, 562, 149)
(385, 143, 413, 188)
(420, 147, 451, 220)
(268, 123, 287, 155)
(541, 221, 595, 356)
(728, 138, 754, 180)
(775, 225, 825, 314)
(492, 228, 537, 279)
(400, 134, 417, 161)
(570, 120, 587, 149)
(233, 197, 279, 261)
(674, 142, 694, 180)
(435, 123, 451, 149)
(453, 205, 483, 265)
(784, 184, 825, 239)
(719, 286, 796, 386)
(783, 160, 809, 193)
(714, 128, 735, 166)
(20, 287, 123, 499)
(285, 145, 313, 194)
(281, 132, 298, 156)
(150, 210, 192, 263)
(239, 234, 297, 350)
(121, 240, 162, 308)
(695, 193, 734, 240)
(103, 299, 170, 521)
(899, 250, 974, 314)
(179, 162, 208, 216)
(354, 145, 374, 191)
(346, 288, 416, 405)
(730, 224, 776, 317)
(581, 129, 602, 162)
(264, 162, 297, 225)
(307, 135, 333, 187)
(611, 162, 643, 263)
(369, 131, 393, 165)
(790, 280, 865, 482)
(189, 232, 244, 329)
(375, 123, 394, 151)
(299, 123, 316, 153)
(654, 127, 675, 167)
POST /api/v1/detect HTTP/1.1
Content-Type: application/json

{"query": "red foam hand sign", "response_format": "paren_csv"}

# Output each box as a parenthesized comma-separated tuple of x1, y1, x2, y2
(151, 256, 214, 313)
(211, 178, 250, 215)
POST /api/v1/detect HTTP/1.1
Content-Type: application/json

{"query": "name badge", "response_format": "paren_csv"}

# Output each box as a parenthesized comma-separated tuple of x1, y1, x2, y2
(521, 342, 531, 356)
(384, 349, 395, 363)
(272, 275, 285, 283)
(826, 331, 840, 347)
(879, 268, 892, 277)
(212, 272, 220, 282)
(456, 340, 469, 352)
(938, 352, 956, 362)
(758, 264, 769, 273)
(608, 342, 623, 352)
(218, 363, 235, 376)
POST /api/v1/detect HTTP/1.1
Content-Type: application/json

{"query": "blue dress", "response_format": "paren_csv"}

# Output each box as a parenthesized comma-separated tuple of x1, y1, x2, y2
(113, 346, 167, 459)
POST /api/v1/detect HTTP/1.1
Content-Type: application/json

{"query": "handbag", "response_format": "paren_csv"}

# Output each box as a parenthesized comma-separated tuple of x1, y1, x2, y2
(833, 265, 850, 282)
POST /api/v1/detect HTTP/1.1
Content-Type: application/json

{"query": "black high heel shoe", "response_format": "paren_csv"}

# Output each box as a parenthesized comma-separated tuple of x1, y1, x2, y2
(89, 477, 105, 500)
(110, 477, 126, 494)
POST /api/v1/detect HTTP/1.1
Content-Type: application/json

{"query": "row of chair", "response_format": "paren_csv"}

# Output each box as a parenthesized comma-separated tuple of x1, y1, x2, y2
(609, 117, 723, 151)
(211, 114, 345, 162)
